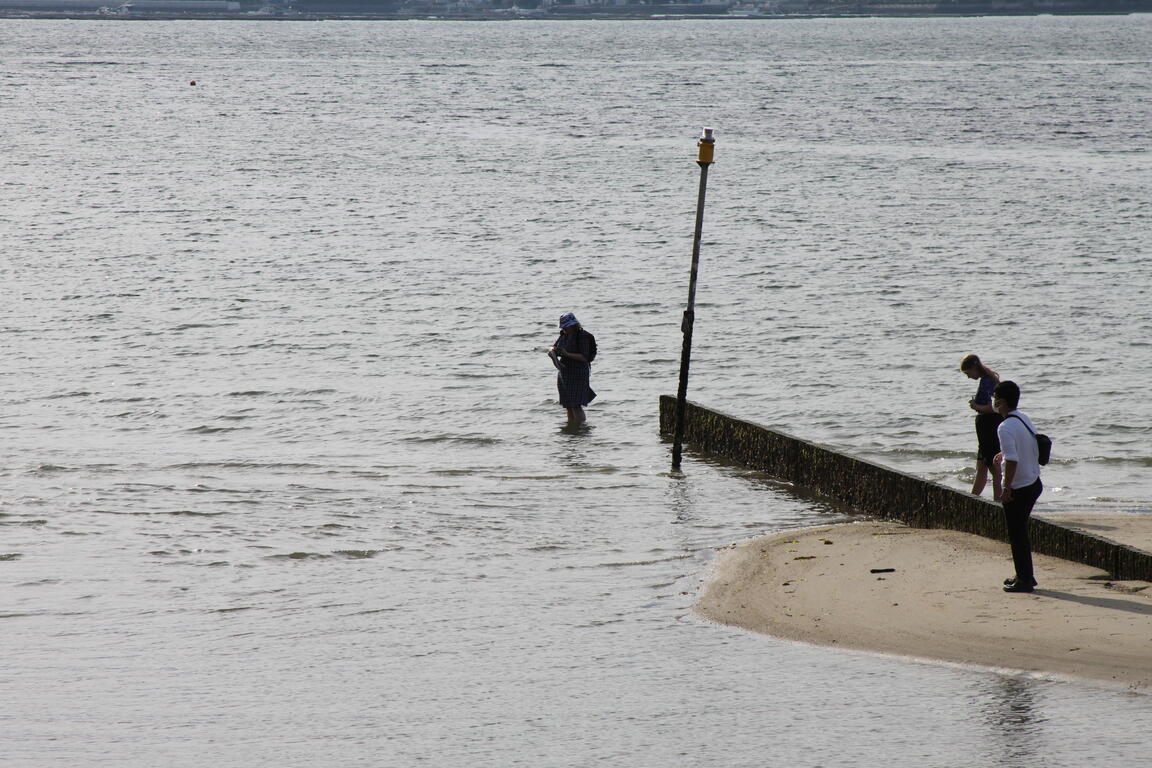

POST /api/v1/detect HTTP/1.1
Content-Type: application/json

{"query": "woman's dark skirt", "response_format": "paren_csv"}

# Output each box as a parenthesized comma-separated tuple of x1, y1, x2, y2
(557, 364, 596, 408)
(975, 412, 1003, 465)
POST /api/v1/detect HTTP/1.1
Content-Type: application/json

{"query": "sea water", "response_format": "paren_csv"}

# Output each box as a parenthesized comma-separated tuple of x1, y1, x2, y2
(3, 16, 1151, 766)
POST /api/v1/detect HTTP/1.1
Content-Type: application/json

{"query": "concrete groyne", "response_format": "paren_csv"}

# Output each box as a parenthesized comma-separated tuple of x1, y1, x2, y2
(660, 396, 1152, 582)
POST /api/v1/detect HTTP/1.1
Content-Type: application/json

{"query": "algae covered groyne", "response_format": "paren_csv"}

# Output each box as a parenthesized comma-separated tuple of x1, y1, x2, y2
(660, 396, 1152, 582)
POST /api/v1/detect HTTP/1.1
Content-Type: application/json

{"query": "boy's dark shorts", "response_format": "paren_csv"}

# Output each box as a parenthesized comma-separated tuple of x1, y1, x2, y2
(975, 412, 1003, 466)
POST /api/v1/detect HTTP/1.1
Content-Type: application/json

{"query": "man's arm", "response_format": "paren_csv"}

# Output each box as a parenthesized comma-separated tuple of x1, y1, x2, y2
(1001, 460, 1017, 502)
(998, 420, 1019, 502)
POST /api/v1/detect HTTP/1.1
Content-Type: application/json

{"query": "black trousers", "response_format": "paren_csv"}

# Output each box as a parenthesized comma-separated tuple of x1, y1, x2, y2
(1003, 478, 1043, 582)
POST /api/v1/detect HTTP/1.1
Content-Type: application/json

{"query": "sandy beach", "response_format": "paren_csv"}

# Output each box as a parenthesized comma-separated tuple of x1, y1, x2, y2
(696, 519, 1152, 691)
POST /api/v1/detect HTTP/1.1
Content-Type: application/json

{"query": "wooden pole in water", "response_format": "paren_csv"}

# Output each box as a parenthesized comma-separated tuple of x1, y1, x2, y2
(672, 127, 715, 470)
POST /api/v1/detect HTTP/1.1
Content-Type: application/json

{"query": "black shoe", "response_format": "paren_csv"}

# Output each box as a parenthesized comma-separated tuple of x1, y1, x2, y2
(1003, 576, 1038, 587)
(1003, 581, 1034, 593)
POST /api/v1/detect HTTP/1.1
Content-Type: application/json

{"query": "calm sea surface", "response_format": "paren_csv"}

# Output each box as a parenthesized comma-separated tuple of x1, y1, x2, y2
(3, 15, 1151, 766)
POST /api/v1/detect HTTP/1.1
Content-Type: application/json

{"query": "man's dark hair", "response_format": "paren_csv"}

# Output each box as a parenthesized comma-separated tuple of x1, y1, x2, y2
(993, 380, 1021, 409)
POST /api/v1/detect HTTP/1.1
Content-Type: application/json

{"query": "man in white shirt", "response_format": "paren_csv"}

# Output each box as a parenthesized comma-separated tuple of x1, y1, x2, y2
(993, 380, 1043, 593)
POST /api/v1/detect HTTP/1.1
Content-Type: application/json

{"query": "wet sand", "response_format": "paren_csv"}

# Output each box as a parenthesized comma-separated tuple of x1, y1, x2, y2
(696, 520, 1152, 691)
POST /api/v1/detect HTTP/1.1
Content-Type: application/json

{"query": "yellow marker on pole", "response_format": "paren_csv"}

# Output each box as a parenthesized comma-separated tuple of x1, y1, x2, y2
(697, 130, 715, 164)
(672, 127, 715, 470)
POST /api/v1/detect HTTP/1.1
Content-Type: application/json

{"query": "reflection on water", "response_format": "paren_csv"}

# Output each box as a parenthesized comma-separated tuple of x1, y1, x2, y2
(980, 676, 1045, 766)
(558, 421, 593, 438)
(666, 472, 697, 527)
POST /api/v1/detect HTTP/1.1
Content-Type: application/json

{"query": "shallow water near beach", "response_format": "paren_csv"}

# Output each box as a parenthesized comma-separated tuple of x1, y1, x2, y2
(3, 16, 1152, 766)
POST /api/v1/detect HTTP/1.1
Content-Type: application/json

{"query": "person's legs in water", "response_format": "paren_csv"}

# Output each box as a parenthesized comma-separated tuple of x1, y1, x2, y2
(972, 458, 990, 497)
(972, 458, 1003, 499)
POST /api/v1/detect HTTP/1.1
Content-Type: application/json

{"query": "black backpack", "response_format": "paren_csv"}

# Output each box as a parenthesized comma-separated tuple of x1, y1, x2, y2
(555, 329, 597, 363)
(1007, 415, 1052, 466)
(582, 329, 597, 363)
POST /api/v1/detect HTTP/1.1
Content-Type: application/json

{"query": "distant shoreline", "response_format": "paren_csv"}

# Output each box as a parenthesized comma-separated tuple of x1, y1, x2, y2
(2, 9, 1149, 21)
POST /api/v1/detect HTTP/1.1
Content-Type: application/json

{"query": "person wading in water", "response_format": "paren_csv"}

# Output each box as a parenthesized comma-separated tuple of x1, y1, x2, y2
(549, 312, 597, 425)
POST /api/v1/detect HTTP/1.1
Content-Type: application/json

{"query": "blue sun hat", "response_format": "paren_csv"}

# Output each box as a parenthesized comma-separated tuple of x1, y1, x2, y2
(559, 312, 580, 329)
